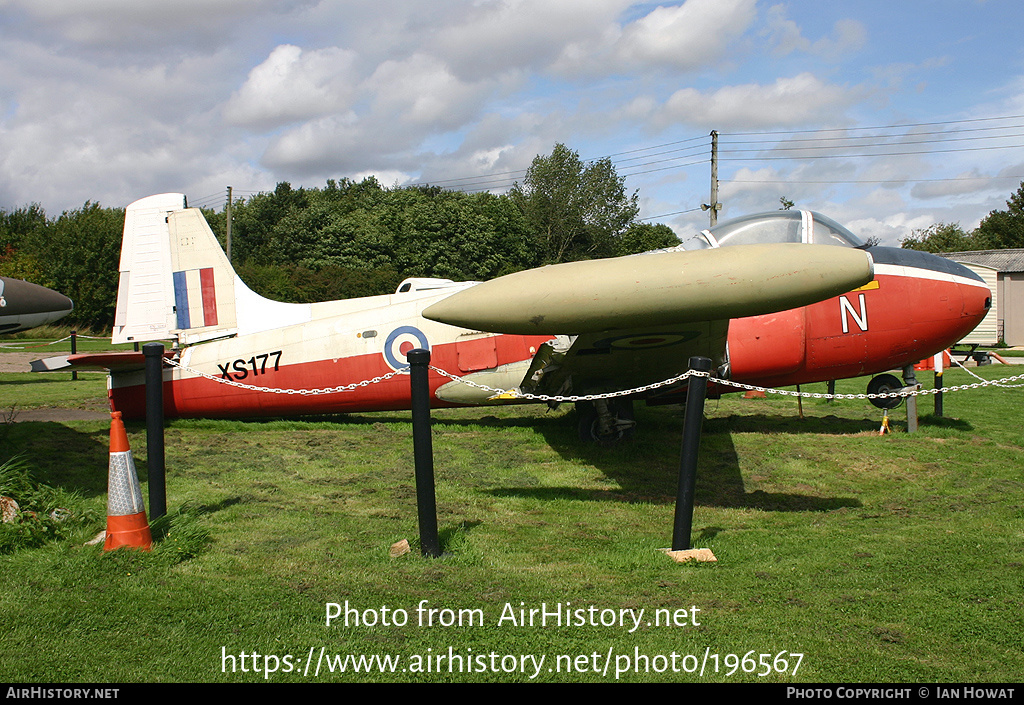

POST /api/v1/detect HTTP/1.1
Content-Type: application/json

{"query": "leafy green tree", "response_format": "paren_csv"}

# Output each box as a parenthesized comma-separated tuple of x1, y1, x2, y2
(390, 188, 533, 280)
(900, 222, 979, 253)
(225, 179, 537, 301)
(614, 222, 679, 256)
(29, 202, 124, 329)
(0, 204, 49, 282)
(229, 181, 314, 265)
(237, 262, 401, 301)
(509, 143, 640, 264)
(974, 181, 1024, 249)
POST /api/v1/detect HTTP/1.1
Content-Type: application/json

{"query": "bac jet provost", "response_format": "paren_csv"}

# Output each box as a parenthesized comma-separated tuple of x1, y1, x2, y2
(54, 194, 988, 441)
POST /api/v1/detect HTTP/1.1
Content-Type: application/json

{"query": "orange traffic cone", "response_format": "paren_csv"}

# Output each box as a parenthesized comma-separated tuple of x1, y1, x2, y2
(104, 411, 152, 551)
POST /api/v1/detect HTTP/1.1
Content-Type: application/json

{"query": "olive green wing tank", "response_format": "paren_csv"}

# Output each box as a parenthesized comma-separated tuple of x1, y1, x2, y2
(422, 243, 874, 335)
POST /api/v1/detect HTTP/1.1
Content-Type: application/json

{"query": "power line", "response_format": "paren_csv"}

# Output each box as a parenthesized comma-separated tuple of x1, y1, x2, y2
(413, 115, 1024, 195)
(728, 175, 1024, 185)
(718, 114, 1024, 138)
(214, 114, 1024, 206)
(719, 142, 1024, 163)
(640, 207, 702, 221)
(721, 122, 1024, 148)
(721, 131, 1024, 156)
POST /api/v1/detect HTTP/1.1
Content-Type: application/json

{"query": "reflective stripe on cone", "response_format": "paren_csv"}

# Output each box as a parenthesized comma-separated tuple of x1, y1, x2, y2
(104, 411, 152, 551)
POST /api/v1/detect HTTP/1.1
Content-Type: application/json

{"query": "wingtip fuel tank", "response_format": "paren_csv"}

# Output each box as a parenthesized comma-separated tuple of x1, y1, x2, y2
(422, 243, 874, 335)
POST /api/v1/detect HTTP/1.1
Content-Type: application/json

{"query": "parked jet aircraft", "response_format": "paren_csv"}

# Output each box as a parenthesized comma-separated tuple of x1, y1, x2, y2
(0, 277, 73, 333)
(53, 194, 988, 441)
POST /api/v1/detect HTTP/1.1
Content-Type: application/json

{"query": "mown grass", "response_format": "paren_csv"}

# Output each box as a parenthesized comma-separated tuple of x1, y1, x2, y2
(0, 326, 130, 344)
(0, 365, 1021, 683)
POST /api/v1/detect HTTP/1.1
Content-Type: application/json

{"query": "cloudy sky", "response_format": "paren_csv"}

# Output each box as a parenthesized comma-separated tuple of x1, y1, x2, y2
(2, 0, 1023, 245)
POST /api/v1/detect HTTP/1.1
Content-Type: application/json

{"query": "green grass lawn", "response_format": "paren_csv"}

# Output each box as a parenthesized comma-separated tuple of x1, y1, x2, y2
(0, 365, 1022, 683)
(0, 332, 141, 354)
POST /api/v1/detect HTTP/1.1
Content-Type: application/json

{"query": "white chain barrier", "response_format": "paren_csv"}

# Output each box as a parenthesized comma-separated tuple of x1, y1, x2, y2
(160, 355, 1024, 404)
(949, 353, 1024, 388)
(163, 357, 409, 395)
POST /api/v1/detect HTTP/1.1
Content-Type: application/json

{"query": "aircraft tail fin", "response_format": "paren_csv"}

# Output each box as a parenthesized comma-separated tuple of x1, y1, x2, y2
(165, 207, 239, 343)
(113, 194, 186, 344)
(113, 194, 310, 346)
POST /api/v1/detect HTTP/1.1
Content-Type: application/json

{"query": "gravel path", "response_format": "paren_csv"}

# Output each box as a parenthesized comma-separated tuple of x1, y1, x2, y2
(0, 352, 44, 373)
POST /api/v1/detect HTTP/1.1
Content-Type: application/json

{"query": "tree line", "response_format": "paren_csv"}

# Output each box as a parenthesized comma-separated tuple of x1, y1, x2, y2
(0, 144, 677, 331)
(900, 181, 1024, 253)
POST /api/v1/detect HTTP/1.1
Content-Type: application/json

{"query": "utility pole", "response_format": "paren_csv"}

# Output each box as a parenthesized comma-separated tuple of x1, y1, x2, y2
(701, 130, 721, 227)
(225, 186, 232, 263)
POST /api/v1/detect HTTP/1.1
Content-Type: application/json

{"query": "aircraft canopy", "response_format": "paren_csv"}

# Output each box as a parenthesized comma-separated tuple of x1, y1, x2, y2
(685, 210, 866, 250)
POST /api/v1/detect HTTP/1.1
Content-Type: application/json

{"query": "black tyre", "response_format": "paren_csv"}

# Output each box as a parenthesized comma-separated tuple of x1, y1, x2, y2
(867, 373, 904, 409)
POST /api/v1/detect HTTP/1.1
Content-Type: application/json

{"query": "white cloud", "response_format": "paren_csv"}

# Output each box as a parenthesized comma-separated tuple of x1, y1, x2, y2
(547, 0, 757, 77)
(366, 54, 495, 128)
(819, 19, 867, 60)
(431, 0, 628, 80)
(1, 0, 309, 50)
(261, 115, 370, 175)
(762, 5, 865, 60)
(910, 171, 995, 200)
(615, 0, 757, 70)
(656, 73, 863, 130)
(762, 4, 807, 56)
(224, 45, 360, 130)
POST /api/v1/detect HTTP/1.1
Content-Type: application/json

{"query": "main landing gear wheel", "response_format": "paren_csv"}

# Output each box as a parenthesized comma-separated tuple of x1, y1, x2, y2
(867, 373, 904, 410)
(576, 399, 636, 445)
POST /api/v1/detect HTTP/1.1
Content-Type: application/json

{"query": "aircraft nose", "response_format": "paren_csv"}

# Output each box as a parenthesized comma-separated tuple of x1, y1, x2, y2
(864, 246, 991, 337)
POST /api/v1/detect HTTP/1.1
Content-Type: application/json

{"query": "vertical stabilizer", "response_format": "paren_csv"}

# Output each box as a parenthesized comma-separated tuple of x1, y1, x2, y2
(113, 193, 313, 346)
(112, 194, 186, 344)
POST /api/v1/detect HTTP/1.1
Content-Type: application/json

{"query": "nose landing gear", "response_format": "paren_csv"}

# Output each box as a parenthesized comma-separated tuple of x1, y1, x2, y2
(867, 373, 905, 409)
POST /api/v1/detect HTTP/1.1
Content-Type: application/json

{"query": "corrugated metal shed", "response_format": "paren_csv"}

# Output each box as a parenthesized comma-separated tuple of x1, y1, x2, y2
(940, 249, 1024, 273)
(954, 263, 999, 345)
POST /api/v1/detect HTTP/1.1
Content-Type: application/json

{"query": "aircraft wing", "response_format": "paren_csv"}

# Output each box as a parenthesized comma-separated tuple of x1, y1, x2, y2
(423, 243, 874, 398)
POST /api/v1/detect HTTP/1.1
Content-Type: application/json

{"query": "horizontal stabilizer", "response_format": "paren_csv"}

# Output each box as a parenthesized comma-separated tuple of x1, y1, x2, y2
(64, 351, 151, 371)
(423, 243, 874, 335)
(30, 356, 70, 372)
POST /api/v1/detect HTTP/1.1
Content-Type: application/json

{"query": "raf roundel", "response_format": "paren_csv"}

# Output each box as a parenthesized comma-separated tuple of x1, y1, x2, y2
(383, 326, 430, 370)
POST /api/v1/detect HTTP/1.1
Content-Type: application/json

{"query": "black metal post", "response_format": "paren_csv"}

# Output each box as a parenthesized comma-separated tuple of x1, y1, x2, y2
(143, 343, 166, 520)
(70, 330, 77, 381)
(935, 359, 944, 417)
(407, 348, 441, 558)
(672, 356, 712, 551)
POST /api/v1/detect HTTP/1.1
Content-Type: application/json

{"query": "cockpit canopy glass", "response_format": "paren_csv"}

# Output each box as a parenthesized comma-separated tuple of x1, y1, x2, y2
(684, 211, 865, 250)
